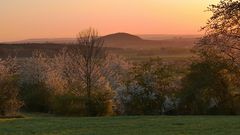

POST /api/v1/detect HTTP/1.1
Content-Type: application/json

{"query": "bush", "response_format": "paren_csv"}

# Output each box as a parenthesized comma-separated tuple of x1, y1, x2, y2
(0, 76, 23, 116)
(52, 87, 114, 116)
(52, 93, 86, 116)
(88, 87, 114, 116)
(20, 83, 53, 113)
(0, 57, 23, 116)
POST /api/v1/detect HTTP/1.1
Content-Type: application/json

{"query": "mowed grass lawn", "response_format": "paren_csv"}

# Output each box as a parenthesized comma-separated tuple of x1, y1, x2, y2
(0, 115, 240, 135)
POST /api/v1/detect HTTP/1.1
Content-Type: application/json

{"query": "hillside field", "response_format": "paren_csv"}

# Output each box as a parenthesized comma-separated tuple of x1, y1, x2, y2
(0, 115, 239, 135)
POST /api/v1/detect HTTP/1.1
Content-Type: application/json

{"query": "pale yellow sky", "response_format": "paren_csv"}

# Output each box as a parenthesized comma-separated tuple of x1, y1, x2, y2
(0, 0, 220, 42)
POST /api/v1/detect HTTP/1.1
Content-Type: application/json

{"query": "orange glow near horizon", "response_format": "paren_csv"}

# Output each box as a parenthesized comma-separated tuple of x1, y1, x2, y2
(0, 0, 220, 42)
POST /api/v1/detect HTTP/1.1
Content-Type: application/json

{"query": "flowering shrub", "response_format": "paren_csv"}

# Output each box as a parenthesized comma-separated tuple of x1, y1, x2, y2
(116, 58, 177, 115)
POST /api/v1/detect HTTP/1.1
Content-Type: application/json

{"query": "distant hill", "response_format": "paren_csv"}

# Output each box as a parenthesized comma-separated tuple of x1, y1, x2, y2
(102, 32, 143, 42)
(102, 33, 198, 49)
(7, 33, 143, 45)
(0, 32, 199, 58)
(1, 33, 199, 49)
(101, 33, 145, 48)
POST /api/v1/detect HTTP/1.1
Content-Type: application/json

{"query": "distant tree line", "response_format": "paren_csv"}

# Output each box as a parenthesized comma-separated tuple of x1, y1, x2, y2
(0, 43, 67, 58)
(0, 0, 239, 116)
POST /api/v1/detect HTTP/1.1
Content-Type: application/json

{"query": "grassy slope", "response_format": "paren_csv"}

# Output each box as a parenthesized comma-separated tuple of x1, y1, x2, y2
(0, 115, 239, 135)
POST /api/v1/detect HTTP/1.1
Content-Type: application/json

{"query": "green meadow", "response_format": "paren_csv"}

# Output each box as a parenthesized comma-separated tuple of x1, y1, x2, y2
(0, 115, 239, 135)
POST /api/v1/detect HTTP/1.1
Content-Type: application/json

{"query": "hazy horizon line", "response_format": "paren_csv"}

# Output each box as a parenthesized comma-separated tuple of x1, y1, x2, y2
(0, 32, 203, 43)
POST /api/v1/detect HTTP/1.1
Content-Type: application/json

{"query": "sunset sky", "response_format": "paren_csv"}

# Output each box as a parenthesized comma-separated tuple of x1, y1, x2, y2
(0, 0, 220, 42)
